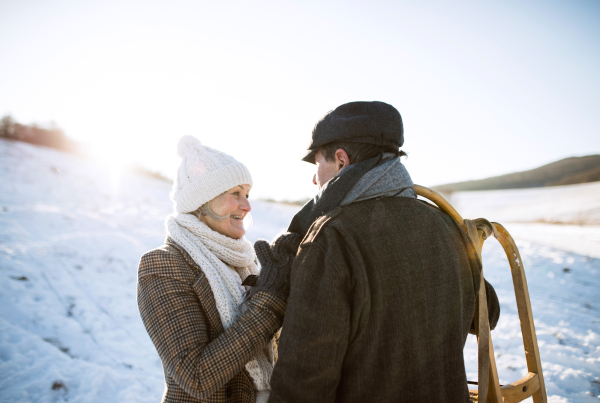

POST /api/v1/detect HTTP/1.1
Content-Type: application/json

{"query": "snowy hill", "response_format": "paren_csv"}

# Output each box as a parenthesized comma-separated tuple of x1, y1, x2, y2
(1, 139, 599, 402)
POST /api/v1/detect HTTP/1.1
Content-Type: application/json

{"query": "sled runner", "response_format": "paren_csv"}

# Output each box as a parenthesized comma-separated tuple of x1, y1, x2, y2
(414, 185, 548, 403)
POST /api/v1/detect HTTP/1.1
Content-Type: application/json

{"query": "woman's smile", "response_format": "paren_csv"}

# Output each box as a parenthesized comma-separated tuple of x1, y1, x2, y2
(201, 184, 252, 239)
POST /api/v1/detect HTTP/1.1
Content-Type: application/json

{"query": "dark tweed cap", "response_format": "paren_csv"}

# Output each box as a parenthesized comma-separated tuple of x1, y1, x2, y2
(302, 101, 404, 164)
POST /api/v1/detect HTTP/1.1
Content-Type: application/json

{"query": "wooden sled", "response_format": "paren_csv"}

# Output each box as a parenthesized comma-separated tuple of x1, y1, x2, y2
(414, 185, 547, 403)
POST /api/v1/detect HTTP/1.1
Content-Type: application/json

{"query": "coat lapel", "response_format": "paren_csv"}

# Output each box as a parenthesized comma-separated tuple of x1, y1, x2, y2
(166, 238, 225, 337)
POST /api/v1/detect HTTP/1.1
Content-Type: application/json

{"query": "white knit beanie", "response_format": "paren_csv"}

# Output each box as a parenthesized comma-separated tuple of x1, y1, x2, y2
(171, 135, 253, 213)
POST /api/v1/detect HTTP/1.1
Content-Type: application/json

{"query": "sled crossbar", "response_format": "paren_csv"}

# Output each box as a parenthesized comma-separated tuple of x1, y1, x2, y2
(413, 185, 547, 403)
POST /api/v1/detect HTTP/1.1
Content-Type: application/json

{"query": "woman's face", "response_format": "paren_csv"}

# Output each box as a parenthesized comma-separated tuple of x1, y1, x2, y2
(202, 184, 252, 239)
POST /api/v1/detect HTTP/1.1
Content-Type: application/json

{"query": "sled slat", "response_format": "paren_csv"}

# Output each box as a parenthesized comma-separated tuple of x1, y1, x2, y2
(500, 372, 540, 403)
(469, 222, 503, 403)
(486, 335, 503, 403)
(471, 372, 540, 403)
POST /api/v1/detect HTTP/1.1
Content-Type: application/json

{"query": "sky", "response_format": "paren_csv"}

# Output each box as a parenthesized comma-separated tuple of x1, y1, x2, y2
(1, 0, 599, 201)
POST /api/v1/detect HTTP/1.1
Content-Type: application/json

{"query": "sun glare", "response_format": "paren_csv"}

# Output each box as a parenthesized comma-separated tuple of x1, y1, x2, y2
(243, 212, 253, 231)
(89, 142, 133, 195)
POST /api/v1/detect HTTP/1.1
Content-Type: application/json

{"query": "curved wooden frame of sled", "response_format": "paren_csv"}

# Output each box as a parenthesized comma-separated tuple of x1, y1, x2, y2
(493, 223, 547, 403)
(413, 185, 547, 403)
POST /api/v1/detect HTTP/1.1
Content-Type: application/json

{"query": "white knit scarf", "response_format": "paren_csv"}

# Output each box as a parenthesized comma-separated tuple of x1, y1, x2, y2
(166, 212, 273, 392)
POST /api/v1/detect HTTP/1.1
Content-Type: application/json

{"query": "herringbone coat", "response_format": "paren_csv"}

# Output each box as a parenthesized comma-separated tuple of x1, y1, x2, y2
(137, 238, 285, 403)
(270, 197, 500, 402)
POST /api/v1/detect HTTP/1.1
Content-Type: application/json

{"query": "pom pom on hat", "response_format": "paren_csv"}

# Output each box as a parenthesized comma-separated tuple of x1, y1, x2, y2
(177, 135, 202, 158)
(171, 135, 253, 213)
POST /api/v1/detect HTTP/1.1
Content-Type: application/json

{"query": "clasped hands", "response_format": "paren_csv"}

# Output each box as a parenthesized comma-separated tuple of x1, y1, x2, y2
(243, 232, 301, 302)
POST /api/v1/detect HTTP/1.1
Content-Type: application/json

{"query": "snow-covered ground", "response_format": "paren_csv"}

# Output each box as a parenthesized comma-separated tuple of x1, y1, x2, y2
(447, 183, 600, 259)
(0, 139, 598, 402)
(448, 182, 600, 226)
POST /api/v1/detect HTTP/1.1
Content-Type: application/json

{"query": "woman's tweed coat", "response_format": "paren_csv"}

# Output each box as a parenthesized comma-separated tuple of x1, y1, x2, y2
(137, 238, 285, 403)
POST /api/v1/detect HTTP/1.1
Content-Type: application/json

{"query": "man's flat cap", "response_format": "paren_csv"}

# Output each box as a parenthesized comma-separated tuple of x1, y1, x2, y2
(302, 101, 404, 164)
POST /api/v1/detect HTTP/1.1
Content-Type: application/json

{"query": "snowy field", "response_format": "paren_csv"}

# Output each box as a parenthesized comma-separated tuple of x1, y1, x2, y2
(447, 183, 600, 259)
(0, 139, 598, 402)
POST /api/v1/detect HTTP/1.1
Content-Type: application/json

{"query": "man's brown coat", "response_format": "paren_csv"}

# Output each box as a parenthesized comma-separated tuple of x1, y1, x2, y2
(270, 197, 493, 402)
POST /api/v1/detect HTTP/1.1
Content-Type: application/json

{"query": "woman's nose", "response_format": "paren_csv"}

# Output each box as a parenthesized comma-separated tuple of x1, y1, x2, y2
(312, 173, 317, 186)
(240, 197, 251, 212)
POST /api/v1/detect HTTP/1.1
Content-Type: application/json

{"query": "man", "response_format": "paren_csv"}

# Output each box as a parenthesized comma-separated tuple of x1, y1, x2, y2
(267, 101, 500, 402)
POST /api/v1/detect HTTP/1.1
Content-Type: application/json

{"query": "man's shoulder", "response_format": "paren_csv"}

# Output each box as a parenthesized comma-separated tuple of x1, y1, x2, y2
(333, 196, 442, 223)
(303, 196, 458, 244)
(340, 196, 453, 226)
(302, 207, 344, 245)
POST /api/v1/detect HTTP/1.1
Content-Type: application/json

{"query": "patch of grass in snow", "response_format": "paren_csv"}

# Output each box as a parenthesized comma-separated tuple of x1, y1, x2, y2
(52, 380, 67, 390)
(43, 338, 77, 359)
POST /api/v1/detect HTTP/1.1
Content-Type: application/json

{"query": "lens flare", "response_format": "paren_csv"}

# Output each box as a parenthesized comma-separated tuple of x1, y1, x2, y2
(243, 212, 253, 231)
(88, 142, 132, 196)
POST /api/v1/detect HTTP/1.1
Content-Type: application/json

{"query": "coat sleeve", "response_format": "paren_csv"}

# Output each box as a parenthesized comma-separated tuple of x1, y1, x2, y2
(469, 279, 501, 333)
(137, 248, 285, 400)
(269, 230, 353, 403)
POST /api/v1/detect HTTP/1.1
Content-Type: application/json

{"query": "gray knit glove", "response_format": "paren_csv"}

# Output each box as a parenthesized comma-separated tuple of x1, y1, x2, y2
(244, 232, 302, 302)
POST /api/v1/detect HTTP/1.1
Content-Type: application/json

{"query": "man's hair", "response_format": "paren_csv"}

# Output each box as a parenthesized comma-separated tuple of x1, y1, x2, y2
(319, 142, 407, 164)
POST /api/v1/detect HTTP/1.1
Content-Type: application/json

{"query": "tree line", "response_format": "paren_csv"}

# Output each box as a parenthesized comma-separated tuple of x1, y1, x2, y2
(0, 115, 81, 154)
(0, 114, 170, 182)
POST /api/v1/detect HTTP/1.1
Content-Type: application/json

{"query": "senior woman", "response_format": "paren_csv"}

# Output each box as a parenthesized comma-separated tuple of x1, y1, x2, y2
(137, 135, 299, 403)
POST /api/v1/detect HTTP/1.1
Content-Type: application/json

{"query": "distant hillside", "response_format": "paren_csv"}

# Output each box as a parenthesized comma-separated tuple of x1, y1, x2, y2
(434, 155, 600, 193)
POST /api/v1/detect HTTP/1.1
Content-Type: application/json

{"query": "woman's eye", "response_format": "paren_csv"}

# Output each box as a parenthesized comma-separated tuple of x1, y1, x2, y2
(246, 194, 249, 199)
(232, 192, 240, 196)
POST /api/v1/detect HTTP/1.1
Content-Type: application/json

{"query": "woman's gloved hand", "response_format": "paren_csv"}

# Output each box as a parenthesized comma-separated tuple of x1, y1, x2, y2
(244, 232, 302, 302)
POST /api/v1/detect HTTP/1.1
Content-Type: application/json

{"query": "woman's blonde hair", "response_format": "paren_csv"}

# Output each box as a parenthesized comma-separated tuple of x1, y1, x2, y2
(192, 192, 228, 221)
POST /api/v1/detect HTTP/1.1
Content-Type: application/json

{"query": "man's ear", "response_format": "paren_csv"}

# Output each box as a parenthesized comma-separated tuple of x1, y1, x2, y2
(334, 148, 351, 172)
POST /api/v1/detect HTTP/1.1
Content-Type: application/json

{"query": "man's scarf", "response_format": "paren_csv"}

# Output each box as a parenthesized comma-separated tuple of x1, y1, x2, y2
(288, 154, 416, 238)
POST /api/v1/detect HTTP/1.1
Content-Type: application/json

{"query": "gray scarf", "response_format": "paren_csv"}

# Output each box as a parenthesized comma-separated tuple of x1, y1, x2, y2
(341, 154, 415, 206)
(288, 153, 415, 238)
